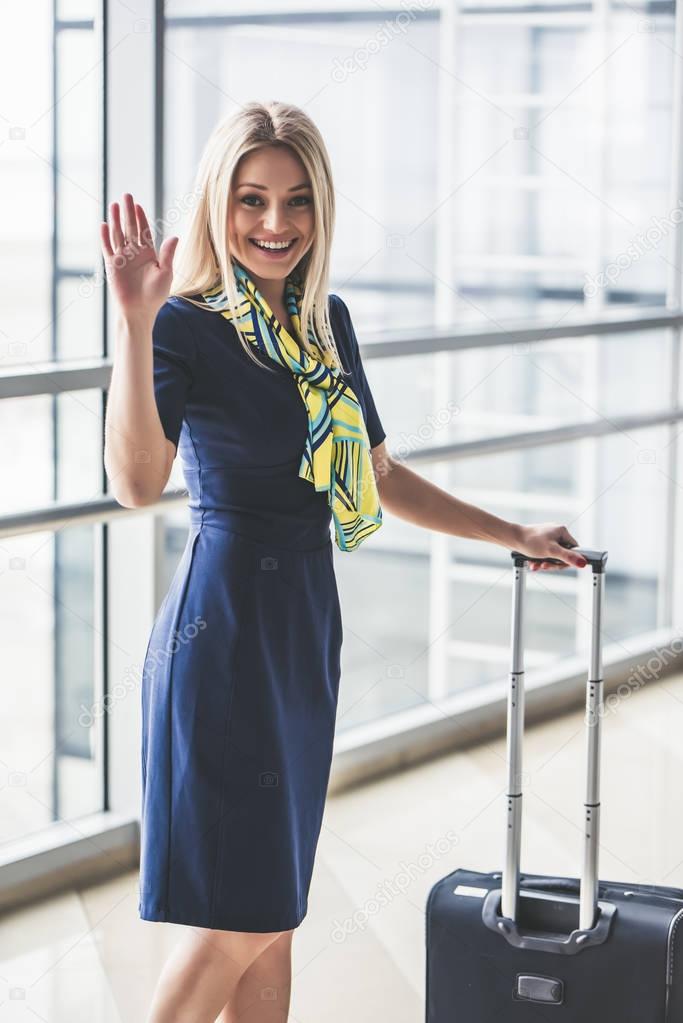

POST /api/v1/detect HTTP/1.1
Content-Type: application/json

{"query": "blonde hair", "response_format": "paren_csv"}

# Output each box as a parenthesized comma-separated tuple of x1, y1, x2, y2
(171, 101, 345, 375)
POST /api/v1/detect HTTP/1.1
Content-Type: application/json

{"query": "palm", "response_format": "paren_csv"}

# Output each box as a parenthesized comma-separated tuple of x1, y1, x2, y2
(100, 193, 178, 320)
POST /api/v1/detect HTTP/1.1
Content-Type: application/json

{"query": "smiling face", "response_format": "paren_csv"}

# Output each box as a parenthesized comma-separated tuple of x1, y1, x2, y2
(228, 144, 315, 287)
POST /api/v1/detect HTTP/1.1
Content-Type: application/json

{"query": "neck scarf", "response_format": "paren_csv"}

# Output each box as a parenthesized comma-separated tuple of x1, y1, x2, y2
(201, 262, 383, 552)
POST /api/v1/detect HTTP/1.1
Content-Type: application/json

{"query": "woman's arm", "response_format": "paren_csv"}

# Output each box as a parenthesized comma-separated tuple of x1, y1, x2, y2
(100, 193, 180, 508)
(371, 442, 588, 571)
(104, 311, 175, 508)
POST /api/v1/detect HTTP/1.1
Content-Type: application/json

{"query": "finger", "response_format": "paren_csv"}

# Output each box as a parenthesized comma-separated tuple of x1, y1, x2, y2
(122, 193, 139, 247)
(136, 203, 154, 249)
(158, 235, 179, 273)
(559, 526, 579, 547)
(100, 222, 114, 259)
(552, 543, 586, 569)
(109, 201, 124, 249)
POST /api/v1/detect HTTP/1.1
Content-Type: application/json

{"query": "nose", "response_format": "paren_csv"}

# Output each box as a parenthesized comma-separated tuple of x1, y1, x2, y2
(262, 203, 288, 234)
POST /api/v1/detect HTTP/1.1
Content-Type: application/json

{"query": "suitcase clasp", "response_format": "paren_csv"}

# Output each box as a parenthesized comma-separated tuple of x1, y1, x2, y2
(514, 973, 564, 1004)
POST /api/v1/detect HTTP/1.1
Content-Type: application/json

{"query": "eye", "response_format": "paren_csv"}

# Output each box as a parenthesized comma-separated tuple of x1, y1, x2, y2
(239, 194, 312, 208)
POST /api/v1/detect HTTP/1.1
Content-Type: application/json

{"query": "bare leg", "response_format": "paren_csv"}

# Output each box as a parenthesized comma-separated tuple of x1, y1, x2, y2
(215, 929, 294, 1023)
(145, 926, 286, 1023)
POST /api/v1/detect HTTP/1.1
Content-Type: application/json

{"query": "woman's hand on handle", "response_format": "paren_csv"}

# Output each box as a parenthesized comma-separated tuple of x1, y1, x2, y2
(515, 523, 588, 571)
(100, 193, 178, 322)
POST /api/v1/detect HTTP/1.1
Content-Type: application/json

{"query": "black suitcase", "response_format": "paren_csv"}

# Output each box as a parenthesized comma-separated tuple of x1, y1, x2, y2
(425, 545, 683, 1021)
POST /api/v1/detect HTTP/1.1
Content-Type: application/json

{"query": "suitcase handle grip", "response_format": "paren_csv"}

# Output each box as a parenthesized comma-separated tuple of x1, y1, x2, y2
(518, 876, 611, 899)
(510, 542, 608, 572)
(518, 875, 683, 903)
(519, 876, 583, 895)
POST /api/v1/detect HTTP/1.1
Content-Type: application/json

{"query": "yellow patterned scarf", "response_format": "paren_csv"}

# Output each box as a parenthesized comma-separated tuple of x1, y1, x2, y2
(201, 262, 382, 551)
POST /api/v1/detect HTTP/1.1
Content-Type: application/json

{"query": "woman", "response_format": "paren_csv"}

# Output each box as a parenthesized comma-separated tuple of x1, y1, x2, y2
(101, 101, 587, 1023)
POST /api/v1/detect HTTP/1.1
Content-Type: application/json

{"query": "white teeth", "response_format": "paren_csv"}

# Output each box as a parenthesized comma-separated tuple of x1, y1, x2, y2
(252, 239, 294, 250)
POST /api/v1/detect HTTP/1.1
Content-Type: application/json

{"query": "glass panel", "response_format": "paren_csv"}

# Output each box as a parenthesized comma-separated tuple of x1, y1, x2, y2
(0, 5, 53, 367)
(165, 0, 402, 17)
(57, 0, 94, 18)
(0, 524, 102, 846)
(335, 538, 430, 731)
(443, 427, 662, 699)
(57, 386, 103, 501)
(360, 328, 672, 465)
(163, 6, 439, 329)
(0, 388, 103, 516)
(56, 274, 103, 361)
(0, 9, 100, 370)
(336, 423, 668, 730)
(0, 396, 54, 514)
(163, 2, 675, 329)
(56, 26, 100, 275)
(0, 0, 104, 853)
(453, 11, 675, 318)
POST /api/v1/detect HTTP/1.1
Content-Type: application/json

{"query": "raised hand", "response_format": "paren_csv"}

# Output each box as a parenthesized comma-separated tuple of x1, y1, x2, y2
(100, 193, 179, 321)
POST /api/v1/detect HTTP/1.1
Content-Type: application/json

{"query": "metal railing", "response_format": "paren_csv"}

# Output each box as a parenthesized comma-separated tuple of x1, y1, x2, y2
(1, 306, 681, 538)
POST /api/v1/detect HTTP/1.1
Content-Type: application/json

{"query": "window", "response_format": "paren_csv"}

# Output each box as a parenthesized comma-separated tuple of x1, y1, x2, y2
(1, 1, 681, 868)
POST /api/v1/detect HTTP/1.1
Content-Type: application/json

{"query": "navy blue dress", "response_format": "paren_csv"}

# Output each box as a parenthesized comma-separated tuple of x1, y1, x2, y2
(138, 291, 386, 932)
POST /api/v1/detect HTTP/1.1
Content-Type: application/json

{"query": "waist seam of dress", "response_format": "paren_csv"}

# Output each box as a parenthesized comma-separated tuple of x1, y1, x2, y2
(190, 518, 332, 554)
(182, 461, 302, 476)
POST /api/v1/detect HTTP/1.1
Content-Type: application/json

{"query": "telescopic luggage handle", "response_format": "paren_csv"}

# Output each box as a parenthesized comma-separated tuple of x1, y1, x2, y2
(501, 543, 608, 935)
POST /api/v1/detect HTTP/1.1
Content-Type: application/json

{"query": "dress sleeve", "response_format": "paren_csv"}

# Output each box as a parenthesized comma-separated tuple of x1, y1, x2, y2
(152, 299, 198, 449)
(331, 294, 386, 449)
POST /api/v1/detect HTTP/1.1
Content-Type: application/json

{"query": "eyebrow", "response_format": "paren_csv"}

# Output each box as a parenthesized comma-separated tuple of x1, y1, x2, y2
(235, 182, 311, 192)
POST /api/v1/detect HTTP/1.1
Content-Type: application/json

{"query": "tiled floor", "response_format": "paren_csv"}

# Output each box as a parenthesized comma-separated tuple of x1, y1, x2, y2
(2, 668, 683, 1021)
